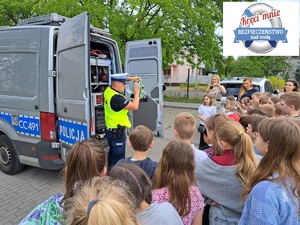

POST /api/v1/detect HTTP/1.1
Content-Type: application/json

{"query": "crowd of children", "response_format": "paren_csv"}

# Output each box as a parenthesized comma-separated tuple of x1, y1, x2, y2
(19, 79, 300, 225)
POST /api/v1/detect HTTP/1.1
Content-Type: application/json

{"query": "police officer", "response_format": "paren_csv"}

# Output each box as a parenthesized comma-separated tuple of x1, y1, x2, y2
(104, 73, 140, 169)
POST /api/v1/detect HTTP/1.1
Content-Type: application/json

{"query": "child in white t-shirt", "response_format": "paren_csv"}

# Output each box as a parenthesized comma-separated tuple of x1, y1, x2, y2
(198, 94, 217, 149)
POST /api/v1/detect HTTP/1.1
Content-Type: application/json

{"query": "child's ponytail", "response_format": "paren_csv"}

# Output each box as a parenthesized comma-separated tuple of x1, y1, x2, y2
(234, 131, 258, 186)
(215, 120, 258, 186)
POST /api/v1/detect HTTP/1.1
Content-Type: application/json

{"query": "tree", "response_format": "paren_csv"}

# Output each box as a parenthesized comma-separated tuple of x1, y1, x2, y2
(228, 56, 290, 78)
(295, 67, 300, 82)
(0, 0, 34, 26)
(103, 0, 225, 68)
(0, 0, 226, 69)
(215, 56, 234, 77)
(229, 56, 264, 77)
(257, 56, 291, 78)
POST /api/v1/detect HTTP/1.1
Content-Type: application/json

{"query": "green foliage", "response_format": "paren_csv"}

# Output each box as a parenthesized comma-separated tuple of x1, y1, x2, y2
(215, 56, 235, 77)
(164, 96, 202, 104)
(295, 67, 300, 82)
(104, 0, 224, 68)
(228, 56, 291, 78)
(284, 72, 290, 81)
(0, 0, 225, 69)
(268, 76, 285, 91)
(230, 56, 265, 77)
(0, 0, 34, 25)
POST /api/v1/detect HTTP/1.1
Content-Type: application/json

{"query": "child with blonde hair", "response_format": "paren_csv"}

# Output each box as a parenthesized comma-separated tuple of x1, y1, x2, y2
(241, 97, 251, 112)
(240, 118, 300, 224)
(152, 140, 205, 225)
(20, 139, 107, 225)
(224, 101, 243, 122)
(226, 95, 235, 103)
(196, 119, 258, 224)
(198, 94, 217, 149)
(258, 97, 268, 105)
(251, 92, 263, 104)
(64, 176, 137, 225)
(174, 112, 207, 163)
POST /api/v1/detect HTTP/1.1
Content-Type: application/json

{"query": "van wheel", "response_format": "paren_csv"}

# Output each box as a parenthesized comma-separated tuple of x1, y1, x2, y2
(0, 135, 24, 175)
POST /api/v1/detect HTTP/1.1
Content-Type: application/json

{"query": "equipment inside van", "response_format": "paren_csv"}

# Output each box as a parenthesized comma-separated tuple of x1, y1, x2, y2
(0, 12, 164, 174)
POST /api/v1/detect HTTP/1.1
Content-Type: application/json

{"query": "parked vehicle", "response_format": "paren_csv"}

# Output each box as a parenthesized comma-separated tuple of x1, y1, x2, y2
(0, 12, 164, 175)
(220, 77, 278, 102)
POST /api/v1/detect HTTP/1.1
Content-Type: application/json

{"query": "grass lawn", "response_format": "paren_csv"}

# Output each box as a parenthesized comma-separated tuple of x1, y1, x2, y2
(164, 96, 202, 104)
(179, 83, 208, 92)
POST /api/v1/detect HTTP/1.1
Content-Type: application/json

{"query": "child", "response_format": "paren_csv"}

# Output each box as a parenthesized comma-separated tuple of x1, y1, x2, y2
(211, 119, 256, 166)
(198, 113, 229, 224)
(64, 176, 137, 225)
(198, 94, 217, 149)
(239, 115, 251, 132)
(247, 108, 265, 116)
(251, 92, 263, 104)
(268, 95, 280, 106)
(224, 100, 243, 122)
(110, 163, 184, 225)
(245, 114, 266, 156)
(117, 125, 157, 179)
(240, 118, 300, 224)
(196, 119, 258, 224)
(152, 140, 205, 225)
(202, 129, 213, 157)
(226, 95, 235, 103)
(258, 96, 268, 105)
(258, 104, 275, 117)
(241, 97, 251, 112)
(274, 102, 287, 118)
(247, 101, 259, 110)
(20, 139, 107, 225)
(203, 113, 229, 158)
(174, 112, 207, 164)
(280, 92, 300, 119)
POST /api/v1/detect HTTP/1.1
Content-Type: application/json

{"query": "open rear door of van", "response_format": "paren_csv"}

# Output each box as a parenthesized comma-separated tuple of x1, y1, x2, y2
(125, 38, 164, 137)
(56, 12, 91, 149)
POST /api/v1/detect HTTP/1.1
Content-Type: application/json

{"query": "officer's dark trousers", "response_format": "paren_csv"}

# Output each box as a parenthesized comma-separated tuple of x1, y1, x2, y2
(105, 129, 126, 169)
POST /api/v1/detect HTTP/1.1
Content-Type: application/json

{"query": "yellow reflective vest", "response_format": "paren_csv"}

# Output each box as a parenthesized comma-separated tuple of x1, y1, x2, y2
(104, 87, 131, 128)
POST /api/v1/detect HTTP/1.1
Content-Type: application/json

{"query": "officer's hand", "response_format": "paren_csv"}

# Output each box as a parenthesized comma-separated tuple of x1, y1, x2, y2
(133, 82, 140, 95)
(127, 76, 140, 82)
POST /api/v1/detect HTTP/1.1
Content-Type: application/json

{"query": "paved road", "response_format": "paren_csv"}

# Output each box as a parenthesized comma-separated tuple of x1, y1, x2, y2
(0, 106, 200, 225)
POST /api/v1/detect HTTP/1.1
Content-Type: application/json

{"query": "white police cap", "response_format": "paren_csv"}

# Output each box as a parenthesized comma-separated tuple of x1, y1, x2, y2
(110, 73, 128, 82)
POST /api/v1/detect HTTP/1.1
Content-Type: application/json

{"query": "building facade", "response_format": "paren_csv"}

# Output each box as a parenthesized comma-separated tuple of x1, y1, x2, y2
(164, 55, 205, 84)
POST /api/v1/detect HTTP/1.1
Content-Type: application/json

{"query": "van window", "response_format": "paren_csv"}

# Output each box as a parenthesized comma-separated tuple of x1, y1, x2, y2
(264, 81, 273, 93)
(0, 52, 37, 97)
(222, 83, 260, 97)
(221, 83, 242, 97)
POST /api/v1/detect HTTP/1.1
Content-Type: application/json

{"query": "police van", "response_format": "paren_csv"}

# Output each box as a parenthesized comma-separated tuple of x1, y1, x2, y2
(0, 12, 164, 175)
